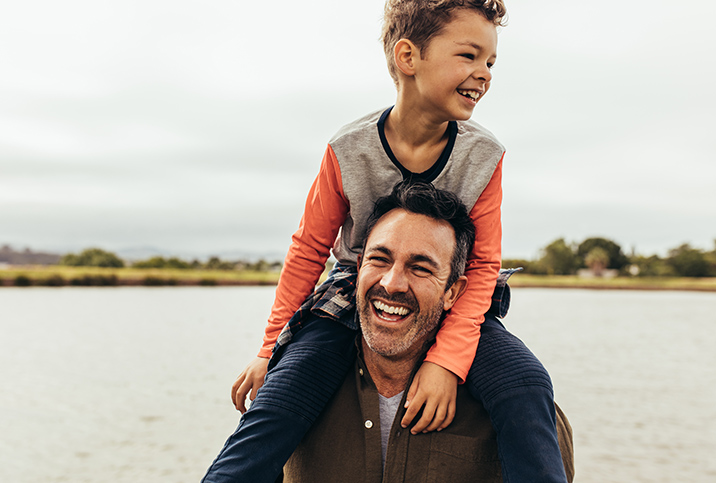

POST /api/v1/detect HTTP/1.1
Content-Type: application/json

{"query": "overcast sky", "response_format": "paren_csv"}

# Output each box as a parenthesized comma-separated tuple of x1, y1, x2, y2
(1, 0, 715, 260)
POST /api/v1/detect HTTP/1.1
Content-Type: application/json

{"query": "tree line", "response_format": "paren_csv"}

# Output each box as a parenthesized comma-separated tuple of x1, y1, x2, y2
(28, 238, 716, 278)
(502, 237, 716, 278)
(59, 248, 282, 272)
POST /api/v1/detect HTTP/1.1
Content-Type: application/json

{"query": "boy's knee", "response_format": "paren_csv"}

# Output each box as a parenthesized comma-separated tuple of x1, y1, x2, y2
(468, 328, 553, 407)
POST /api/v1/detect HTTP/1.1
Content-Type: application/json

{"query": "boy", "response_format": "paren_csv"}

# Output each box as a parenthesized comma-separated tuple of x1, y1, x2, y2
(203, 1, 567, 481)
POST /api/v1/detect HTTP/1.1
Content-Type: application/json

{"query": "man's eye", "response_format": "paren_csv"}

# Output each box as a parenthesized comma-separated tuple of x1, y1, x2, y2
(368, 256, 389, 265)
(413, 266, 432, 276)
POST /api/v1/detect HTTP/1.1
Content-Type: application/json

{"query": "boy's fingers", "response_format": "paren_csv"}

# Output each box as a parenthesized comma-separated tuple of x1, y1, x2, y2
(405, 379, 419, 402)
(411, 401, 437, 434)
(401, 401, 420, 428)
(425, 404, 448, 433)
(401, 391, 427, 428)
(236, 379, 253, 413)
(437, 403, 457, 431)
(230, 374, 246, 407)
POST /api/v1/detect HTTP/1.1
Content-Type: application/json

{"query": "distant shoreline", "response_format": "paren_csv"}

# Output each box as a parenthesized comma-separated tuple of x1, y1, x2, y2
(2, 266, 716, 292)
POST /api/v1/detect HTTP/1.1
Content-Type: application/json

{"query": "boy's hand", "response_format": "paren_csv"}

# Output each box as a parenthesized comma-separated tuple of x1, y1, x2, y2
(231, 356, 269, 413)
(401, 361, 458, 434)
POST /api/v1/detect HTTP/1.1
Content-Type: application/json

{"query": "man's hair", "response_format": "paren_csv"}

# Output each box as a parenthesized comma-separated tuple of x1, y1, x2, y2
(381, 0, 508, 85)
(364, 180, 476, 289)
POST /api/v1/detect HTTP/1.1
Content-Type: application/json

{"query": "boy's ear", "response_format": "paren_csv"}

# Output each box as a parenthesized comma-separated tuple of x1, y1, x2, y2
(394, 39, 418, 77)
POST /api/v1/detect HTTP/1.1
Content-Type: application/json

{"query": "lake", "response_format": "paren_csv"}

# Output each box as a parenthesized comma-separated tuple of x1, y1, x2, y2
(1, 287, 715, 482)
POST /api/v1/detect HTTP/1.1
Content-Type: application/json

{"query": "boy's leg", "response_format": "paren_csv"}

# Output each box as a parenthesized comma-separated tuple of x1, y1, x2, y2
(467, 314, 568, 483)
(202, 316, 357, 483)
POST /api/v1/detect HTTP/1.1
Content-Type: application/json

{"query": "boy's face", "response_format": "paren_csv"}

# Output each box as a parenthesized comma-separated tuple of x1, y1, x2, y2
(409, 9, 498, 122)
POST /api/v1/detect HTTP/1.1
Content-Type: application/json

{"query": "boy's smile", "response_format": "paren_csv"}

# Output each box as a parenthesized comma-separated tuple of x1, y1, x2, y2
(403, 9, 498, 123)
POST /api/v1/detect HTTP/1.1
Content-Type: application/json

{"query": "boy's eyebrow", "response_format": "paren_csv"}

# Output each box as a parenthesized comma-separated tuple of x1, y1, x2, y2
(454, 41, 497, 59)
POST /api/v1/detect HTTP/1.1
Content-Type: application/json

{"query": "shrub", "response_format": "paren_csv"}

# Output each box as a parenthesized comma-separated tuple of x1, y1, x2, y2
(60, 248, 124, 268)
(142, 276, 177, 286)
(37, 275, 66, 287)
(69, 275, 119, 286)
(14, 275, 32, 287)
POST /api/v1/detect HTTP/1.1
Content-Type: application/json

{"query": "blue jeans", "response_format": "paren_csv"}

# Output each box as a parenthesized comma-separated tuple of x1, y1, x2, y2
(467, 314, 568, 482)
(202, 316, 567, 483)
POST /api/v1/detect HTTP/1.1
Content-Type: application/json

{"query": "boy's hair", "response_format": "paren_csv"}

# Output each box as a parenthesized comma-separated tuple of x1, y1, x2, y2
(382, 0, 508, 85)
(363, 180, 476, 290)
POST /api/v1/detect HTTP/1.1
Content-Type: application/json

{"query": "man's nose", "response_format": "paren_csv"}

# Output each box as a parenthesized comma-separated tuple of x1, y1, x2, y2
(379, 264, 409, 294)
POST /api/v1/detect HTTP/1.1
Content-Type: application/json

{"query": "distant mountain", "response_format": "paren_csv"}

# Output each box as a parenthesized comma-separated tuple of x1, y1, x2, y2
(115, 246, 287, 263)
(1, 242, 287, 265)
(0, 245, 62, 265)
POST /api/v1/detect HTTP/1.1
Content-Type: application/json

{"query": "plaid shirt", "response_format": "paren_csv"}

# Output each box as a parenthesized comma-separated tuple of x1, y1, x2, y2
(270, 264, 522, 367)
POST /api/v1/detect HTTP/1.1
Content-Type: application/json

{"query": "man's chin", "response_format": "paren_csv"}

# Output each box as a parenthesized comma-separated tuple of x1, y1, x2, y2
(362, 328, 412, 358)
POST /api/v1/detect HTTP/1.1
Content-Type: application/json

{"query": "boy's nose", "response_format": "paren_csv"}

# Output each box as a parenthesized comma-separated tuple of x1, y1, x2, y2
(474, 64, 492, 83)
(379, 264, 409, 294)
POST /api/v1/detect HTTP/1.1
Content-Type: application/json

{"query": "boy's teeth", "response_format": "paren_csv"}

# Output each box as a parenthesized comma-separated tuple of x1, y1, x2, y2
(373, 300, 409, 316)
(458, 89, 480, 100)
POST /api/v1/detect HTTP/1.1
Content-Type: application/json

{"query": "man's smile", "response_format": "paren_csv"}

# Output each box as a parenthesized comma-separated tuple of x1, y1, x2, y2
(372, 299, 412, 322)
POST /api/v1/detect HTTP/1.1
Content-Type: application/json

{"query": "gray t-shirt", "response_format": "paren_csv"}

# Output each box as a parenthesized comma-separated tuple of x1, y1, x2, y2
(378, 391, 404, 469)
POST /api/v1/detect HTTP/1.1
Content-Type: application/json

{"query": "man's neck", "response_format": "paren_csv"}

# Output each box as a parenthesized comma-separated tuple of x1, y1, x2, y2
(361, 338, 425, 398)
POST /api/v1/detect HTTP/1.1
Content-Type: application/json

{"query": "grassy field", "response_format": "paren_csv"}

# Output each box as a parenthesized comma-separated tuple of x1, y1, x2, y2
(0, 265, 282, 287)
(2, 266, 716, 291)
(507, 274, 716, 292)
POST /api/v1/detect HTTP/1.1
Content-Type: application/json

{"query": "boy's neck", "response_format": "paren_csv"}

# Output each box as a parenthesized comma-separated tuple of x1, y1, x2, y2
(384, 100, 451, 174)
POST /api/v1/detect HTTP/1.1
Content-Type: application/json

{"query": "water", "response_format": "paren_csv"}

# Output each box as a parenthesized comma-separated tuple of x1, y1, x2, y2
(1, 286, 715, 482)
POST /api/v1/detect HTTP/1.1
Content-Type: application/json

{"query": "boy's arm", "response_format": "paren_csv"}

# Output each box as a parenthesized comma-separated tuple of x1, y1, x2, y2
(258, 145, 349, 357)
(402, 156, 503, 431)
(424, 155, 503, 382)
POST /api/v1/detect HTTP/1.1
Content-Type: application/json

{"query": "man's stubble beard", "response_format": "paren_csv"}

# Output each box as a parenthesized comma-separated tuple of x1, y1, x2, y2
(358, 286, 444, 358)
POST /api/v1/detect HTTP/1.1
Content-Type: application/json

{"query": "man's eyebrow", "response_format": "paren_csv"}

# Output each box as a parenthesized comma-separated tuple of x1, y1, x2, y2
(366, 245, 392, 257)
(408, 254, 440, 270)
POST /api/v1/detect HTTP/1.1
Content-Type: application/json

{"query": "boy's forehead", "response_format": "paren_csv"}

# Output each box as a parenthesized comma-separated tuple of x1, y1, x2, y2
(433, 9, 498, 51)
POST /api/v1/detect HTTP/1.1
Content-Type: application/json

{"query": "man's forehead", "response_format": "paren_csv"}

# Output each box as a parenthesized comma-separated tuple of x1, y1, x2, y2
(366, 209, 455, 263)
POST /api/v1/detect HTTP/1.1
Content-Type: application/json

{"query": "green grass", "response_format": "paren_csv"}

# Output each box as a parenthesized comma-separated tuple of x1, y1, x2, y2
(0, 265, 282, 286)
(508, 274, 716, 292)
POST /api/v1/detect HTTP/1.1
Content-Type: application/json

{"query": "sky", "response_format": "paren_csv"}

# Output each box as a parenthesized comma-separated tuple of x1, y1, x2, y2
(1, 0, 715, 261)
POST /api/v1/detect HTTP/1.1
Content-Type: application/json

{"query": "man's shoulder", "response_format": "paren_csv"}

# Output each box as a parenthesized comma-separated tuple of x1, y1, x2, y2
(328, 108, 386, 146)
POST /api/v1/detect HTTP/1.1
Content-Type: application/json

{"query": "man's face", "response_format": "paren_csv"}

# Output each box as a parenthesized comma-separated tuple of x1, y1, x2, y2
(357, 209, 465, 358)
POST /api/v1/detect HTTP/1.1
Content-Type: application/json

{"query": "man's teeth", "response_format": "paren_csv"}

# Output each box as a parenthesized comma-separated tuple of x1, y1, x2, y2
(458, 89, 480, 101)
(373, 300, 409, 316)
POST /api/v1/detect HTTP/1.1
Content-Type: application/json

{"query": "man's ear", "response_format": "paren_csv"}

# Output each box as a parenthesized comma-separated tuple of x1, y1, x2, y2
(394, 39, 418, 77)
(442, 275, 468, 311)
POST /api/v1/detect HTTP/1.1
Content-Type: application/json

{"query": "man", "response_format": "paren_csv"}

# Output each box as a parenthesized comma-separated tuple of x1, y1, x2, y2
(282, 181, 574, 482)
